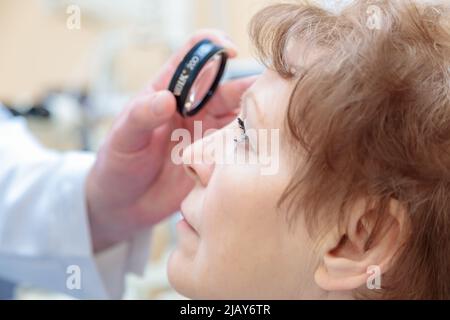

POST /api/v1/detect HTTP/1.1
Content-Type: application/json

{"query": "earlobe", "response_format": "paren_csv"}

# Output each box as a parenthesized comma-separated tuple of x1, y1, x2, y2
(314, 199, 410, 292)
(314, 258, 371, 291)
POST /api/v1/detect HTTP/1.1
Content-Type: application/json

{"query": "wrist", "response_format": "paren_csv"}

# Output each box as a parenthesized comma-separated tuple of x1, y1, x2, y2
(86, 169, 139, 252)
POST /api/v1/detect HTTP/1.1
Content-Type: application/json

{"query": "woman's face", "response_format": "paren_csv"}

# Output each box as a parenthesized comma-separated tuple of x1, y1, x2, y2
(167, 69, 322, 299)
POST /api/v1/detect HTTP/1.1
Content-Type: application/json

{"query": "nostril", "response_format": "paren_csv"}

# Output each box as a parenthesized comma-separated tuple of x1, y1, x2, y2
(184, 165, 197, 180)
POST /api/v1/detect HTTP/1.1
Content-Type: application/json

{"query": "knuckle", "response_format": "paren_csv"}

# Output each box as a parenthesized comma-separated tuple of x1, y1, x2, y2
(189, 29, 225, 44)
(127, 98, 148, 128)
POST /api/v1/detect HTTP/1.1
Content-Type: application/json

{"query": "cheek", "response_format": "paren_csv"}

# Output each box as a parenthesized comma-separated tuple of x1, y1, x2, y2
(202, 165, 279, 244)
(200, 152, 292, 243)
(192, 165, 297, 296)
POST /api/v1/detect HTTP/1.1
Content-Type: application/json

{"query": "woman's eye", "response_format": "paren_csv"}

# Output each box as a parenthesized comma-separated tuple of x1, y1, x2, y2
(233, 117, 249, 146)
(238, 117, 246, 132)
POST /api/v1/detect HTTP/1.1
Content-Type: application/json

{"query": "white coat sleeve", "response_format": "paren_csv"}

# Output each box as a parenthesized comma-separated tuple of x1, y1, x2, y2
(0, 108, 151, 299)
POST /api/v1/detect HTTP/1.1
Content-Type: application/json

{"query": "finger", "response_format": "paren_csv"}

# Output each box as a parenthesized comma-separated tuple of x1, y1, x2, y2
(150, 29, 239, 91)
(205, 75, 259, 117)
(110, 90, 176, 154)
(216, 113, 240, 129)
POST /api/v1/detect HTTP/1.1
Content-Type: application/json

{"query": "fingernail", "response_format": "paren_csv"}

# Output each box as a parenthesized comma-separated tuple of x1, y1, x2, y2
(220, 34, 238, 53)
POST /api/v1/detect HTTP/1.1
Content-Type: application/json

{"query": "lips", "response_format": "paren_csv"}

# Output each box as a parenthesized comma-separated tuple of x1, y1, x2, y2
(180, 203, 198, 233)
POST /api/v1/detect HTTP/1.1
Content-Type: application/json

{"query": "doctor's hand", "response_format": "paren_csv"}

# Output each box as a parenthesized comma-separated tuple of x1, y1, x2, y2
(86, 30, 256, 251)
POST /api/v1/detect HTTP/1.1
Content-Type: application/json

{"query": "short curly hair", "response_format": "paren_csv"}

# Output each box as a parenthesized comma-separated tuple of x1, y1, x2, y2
(250, 0, 450, 299)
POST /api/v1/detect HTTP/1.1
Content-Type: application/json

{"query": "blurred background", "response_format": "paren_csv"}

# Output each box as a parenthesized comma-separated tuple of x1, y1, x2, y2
(0, 0, 272, 300)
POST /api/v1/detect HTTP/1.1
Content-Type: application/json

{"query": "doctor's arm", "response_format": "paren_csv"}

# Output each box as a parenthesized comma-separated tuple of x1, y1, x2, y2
(0, 110, 151, 299)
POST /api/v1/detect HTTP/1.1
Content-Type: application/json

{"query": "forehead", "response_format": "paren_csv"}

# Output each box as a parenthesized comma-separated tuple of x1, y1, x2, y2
(248, 37, 324, 128)
(248, 69, 301, 171)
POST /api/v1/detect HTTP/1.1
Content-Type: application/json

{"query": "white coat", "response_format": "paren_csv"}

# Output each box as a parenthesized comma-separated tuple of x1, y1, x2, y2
(0, 106, 150, 299)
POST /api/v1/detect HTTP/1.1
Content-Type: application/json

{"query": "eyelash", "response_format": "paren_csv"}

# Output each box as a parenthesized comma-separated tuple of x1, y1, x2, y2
(234, 117, 249, 145)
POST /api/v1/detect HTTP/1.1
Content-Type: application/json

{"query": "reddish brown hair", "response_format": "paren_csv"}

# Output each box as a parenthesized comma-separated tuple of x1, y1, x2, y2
(250, 0, 450, 299)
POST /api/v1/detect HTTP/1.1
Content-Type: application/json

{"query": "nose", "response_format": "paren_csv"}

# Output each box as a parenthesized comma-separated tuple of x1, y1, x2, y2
(182, 134, 216, 187)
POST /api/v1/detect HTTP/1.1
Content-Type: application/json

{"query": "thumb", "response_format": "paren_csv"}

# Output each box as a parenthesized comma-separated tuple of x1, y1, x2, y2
(110, 90, 176, 154)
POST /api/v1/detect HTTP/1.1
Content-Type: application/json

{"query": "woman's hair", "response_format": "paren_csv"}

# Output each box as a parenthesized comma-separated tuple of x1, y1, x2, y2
(250, 0, 450, 299)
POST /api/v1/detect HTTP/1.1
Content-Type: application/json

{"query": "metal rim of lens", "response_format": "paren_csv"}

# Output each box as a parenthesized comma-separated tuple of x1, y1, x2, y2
(168, 39, 228, 117)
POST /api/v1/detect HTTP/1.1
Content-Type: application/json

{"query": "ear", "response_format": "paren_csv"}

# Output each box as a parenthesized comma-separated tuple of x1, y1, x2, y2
(314, 199, 410, 292)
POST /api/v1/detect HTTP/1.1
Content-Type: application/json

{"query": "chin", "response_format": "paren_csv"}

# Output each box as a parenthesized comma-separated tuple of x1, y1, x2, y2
(167, 249, 199, 299)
